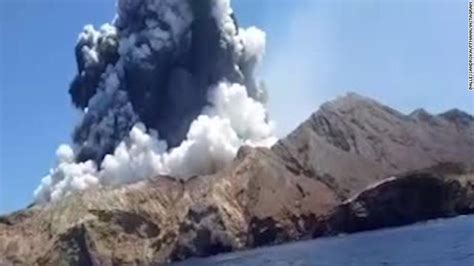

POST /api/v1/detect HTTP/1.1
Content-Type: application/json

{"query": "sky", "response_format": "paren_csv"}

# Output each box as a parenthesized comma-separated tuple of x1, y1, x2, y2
(0, 0, 472, 214)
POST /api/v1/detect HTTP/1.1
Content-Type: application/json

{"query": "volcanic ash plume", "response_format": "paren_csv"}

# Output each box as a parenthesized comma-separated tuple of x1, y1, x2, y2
(34, 0, 276, 203)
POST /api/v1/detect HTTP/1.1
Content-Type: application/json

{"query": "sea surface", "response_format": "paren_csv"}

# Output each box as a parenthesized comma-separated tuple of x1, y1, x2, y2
(176, 215, 474, 266)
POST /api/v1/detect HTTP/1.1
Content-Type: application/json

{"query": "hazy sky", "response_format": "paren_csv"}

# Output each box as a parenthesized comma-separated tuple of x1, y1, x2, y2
(0, 0, 472, 214)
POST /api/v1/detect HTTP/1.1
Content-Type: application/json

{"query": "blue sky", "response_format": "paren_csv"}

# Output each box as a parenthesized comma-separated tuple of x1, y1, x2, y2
(0, 0, 472, 214)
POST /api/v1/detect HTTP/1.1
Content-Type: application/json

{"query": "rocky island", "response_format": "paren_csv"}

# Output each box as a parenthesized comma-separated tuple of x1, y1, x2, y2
(1, 93, 473, 264)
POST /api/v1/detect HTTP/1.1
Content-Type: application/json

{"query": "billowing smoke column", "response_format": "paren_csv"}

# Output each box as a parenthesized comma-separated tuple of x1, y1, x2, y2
(34, 0, 276, 203)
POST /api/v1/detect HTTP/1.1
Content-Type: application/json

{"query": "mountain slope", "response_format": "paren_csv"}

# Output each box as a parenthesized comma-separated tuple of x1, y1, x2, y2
(274, 93, 474, 199)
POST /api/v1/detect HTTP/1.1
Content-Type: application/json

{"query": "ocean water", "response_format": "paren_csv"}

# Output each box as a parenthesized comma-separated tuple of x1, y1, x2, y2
(176, 215, 474, 266)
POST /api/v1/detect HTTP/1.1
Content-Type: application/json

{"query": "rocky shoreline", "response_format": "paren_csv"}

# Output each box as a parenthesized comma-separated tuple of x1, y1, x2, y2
(327, 171, 474, 234)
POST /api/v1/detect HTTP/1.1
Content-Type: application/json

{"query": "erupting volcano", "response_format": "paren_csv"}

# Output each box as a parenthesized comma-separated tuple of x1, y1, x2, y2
(34, 0, 276, 203)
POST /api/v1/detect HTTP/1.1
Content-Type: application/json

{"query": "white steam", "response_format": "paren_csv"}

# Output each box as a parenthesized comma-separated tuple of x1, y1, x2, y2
(239, 27, 266, 62)
(34, 145, 99, 202)
(35, 82, 276, 203)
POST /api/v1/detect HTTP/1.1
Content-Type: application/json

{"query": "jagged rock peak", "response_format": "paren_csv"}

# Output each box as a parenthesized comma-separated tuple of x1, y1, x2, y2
(320, 92, 375, 110)
(410, 108, 431, 118)
(318, 92, 407, 120)
(409, 108, 439, 124)
(438, 108, 474, 124)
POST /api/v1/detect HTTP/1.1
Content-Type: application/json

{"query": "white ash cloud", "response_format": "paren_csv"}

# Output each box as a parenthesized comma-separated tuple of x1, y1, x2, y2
(35, 82, 275, 202)
(34, 0, 276, 203)
(239, 27, 266, 62)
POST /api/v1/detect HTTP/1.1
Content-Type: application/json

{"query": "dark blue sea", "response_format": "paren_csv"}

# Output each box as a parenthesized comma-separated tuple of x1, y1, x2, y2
(176, 215, 474, 266)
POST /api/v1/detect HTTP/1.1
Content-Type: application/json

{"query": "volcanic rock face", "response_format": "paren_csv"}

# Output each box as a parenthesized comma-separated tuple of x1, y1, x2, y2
(274, 93, 474, 199)
(1, 94, 474, 264)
